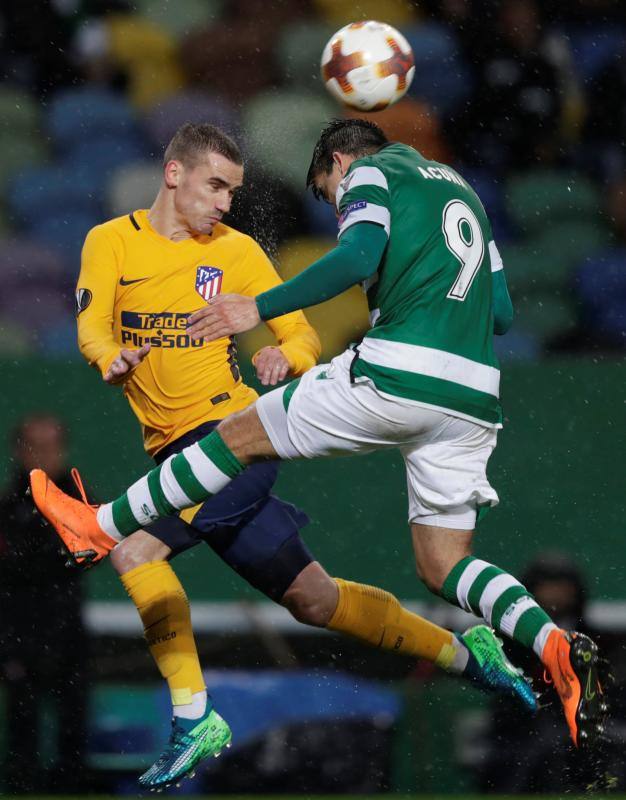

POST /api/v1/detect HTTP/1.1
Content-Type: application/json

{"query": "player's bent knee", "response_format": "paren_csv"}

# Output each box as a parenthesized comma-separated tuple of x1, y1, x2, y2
(281, 566, 338, 628)
(110, 531, 171, 575)
(411, 522, 473, 596)
(413, 551, 449, 594)
(282, 589, 330, 627)
(216, 404, 278, 463)
(415, 563, 446, 595)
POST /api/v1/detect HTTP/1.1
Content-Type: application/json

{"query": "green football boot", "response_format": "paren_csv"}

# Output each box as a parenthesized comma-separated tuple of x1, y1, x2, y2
(138, 708, 232, 791)
(459, 624, 538, 713)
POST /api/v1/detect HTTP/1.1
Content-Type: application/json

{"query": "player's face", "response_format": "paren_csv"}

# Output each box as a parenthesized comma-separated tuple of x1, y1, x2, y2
(313, 162, 344, 209)
(173, 153, 244, 235)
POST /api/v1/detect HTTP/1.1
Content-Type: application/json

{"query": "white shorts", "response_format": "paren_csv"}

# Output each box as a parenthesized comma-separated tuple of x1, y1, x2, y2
(256, 349, 499, 530)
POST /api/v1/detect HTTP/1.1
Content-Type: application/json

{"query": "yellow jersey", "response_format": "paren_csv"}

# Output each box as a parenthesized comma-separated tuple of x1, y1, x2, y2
(77, 209, 320, 455)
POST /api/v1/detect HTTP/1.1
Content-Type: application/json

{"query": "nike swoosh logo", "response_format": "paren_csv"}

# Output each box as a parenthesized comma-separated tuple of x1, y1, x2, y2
(119, 276, 149, 286)
(585, 668, 596, 701)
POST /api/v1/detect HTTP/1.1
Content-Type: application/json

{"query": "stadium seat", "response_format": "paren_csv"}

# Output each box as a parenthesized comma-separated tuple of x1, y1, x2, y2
(346, 97, 452, 164)
(0, 86, 40, 134)
(69, 134, 146, 177)
(242, 90, 336, 190)
(575, 247, 626, 344)
(459, 167, 510, 243)
(47, 86, 139, 153)
(28, 210, 101, 269)
(0, 238, 67, 289)
(502, 221, 608, 296)
(0, 136, 48, 192)
(0, 87, 48, 189)
(403, 21, 472, 116)
(106, 13, 185, 109)
(133, 0, 222, 38)
(0, 285, 73, 339)
(143, 89, 240, 149)
(277, 21, 335, 88)
(505, 170, 601, 235)
(180, 22, 275, 103)
(107, 161, 162, 217)
(8, 165, 103, 225)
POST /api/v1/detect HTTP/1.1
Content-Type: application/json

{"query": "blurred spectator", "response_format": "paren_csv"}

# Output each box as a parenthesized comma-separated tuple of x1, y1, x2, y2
(179, 0, 312, 104)
(477, 552, 623, 793)
(0, 415, 89, 794)
(449, 0, 577, 169)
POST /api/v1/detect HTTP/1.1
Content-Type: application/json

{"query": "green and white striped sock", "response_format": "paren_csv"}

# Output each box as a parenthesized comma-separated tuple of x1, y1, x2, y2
(97, 431, 244, 538)
(441, 556, 557, 659)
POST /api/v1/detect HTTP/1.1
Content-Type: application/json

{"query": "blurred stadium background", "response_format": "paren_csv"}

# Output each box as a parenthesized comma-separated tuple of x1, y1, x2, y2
(0, 0, 625, 796)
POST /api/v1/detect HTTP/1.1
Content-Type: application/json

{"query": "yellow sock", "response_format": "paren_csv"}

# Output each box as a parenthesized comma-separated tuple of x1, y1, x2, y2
(328, 578, 459, 670)
(120, 561, 205, 706)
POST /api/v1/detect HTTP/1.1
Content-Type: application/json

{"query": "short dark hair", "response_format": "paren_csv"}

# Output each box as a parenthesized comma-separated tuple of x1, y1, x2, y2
(163, 122, 243, 169)
(306, 118, 388, 199)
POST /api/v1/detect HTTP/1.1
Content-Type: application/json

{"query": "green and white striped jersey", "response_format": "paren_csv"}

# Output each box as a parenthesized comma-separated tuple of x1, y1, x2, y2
(336, 142, 503, 427)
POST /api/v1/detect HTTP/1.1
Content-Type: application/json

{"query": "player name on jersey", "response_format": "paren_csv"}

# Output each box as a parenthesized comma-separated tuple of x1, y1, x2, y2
(337, 143, 502, 428)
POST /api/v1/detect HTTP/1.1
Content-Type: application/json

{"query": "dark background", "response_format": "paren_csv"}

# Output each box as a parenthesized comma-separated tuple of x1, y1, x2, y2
(0, 0, 625, 795)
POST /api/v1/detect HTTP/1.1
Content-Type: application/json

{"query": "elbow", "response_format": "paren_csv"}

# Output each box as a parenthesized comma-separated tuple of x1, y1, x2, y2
(311, 330, 322, 362)
(494, 311, 514, 336)
(291, 348, 319, 376)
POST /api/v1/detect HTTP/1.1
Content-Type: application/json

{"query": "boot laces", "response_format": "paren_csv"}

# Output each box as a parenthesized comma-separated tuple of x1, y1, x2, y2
(70, 467, 98, 512)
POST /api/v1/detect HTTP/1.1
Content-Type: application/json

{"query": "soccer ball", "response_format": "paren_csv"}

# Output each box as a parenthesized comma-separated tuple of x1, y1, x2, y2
(321, 20, 415, 112)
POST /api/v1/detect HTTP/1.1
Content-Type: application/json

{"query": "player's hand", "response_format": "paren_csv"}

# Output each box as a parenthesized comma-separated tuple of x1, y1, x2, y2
(187, 294, 261, 342)
(103, 343, 151, 385)
(254, 347, 290, 386)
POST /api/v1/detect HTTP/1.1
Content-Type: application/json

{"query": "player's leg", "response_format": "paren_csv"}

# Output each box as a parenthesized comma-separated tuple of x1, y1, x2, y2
(195, 478, 473, 679)
(110, 530, 230, 789)
(30, 355, 535, 706)
(405, 415, 606, 747)
(110, 531, 208, 719)
(27, 401, 271, 560)
(284, 563, 471, 676)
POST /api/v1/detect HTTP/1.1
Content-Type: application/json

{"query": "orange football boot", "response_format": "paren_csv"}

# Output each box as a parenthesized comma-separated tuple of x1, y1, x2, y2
(29, 467, 118, 569)
(542, 628, 607, 748)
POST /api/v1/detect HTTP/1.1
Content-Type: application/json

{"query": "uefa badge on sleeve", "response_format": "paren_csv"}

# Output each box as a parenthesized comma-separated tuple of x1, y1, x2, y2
(195, 266, 223, 301)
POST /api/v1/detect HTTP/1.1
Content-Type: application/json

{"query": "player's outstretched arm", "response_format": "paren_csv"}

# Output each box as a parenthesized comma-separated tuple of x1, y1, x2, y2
(187, 222, 387, 342)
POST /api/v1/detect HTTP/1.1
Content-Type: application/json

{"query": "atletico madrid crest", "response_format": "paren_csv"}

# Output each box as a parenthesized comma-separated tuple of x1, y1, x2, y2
(195, 266, 223, 301)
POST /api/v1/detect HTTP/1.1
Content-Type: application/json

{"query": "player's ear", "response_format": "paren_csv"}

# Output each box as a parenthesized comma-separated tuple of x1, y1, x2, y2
(332, 151, 343, 172)
(164, 159, 181, 189)
(332, 151, 349, 176)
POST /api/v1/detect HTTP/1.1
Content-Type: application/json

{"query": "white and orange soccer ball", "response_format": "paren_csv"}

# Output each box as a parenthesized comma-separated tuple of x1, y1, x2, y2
(321, 20, 415, 112)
